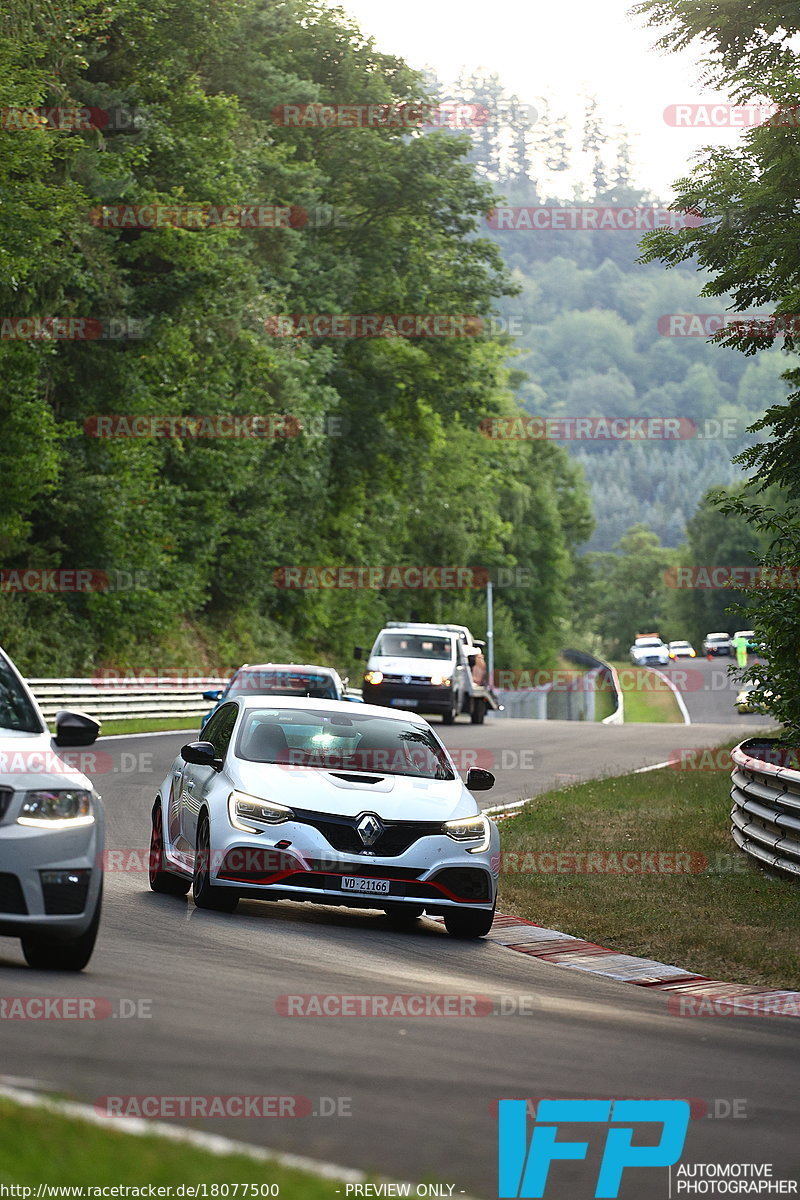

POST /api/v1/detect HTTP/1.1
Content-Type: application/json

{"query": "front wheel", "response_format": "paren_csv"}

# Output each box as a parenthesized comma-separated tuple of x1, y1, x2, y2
(443, 901, 496, 939)
(149, 803, 190, 896)
(441, 693, 458, 725)
(21, 884, 103, 971)
(383, 904, 424, 930)
(193, 816, 238, 913)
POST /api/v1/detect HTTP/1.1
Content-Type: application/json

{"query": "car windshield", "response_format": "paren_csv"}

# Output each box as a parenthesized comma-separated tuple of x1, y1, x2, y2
(637, 639, 661, 647)
(0, 654, 43, 733)
(375, 633, 454, 660)
(227, 670, 337, 700)
(708, 634, 728, 641)
(236, 707, 456, 780)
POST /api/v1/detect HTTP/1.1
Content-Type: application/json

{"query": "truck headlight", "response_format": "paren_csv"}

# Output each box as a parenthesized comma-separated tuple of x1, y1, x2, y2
(442, 814, 491, 853)
(364, 671, 384, 685)
(430, 675, 452, 687)
(228, 791, 293, 832)
(17, 789, 94, 829)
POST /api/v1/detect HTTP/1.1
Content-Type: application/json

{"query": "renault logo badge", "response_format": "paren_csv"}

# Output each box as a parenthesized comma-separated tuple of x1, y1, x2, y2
(357, 813, 383, 847)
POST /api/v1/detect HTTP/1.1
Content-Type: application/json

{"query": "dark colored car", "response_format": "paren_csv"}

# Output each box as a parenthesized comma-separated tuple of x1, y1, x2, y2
(201, 663, 358, 727)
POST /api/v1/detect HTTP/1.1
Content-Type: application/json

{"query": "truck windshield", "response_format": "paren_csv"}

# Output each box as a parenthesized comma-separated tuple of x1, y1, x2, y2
(375, 634, 453, 659)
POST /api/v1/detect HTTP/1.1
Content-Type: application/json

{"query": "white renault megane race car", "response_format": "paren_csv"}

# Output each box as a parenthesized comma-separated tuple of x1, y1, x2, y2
(150, 697, 499, 937)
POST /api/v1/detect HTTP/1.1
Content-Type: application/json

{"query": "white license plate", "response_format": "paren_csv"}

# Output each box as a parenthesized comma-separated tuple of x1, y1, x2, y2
(340, 876, 391, 894)
(390, 697, 418, 707)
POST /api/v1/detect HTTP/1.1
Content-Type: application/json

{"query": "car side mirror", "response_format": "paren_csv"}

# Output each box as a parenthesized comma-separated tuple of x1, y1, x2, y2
(181, 741, 222, 770)
(202, 689, 222, 701)
(54, 709, 101, 747)
(353, 646, 363, 660)
(466, 767, 495, 791)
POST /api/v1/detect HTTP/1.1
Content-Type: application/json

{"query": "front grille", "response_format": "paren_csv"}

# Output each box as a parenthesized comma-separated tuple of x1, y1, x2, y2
(0, 788, 12, 821)
(382, 674, 437, 685)
(40, 870, 91, 915)
(0, 872, 28, 914)
(292, 808, 443, 857)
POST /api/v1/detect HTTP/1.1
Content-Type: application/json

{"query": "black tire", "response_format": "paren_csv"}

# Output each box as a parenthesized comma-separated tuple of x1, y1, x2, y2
(149, 803, 191, 896)
(193, 815, 238, 913)
(21, 884, 103, 972)
(443, 901, 496, 939)
(441, 693, 458, 725)
(383, 904, 424, 929)
(470, 698, 486, 725)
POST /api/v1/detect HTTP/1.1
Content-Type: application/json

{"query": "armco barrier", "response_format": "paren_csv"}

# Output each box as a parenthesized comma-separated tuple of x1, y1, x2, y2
(26, 677, 227, 724)
(730, 738, 800, 879)
(562, 649, 624, 725)
(492, 650, 623, 722)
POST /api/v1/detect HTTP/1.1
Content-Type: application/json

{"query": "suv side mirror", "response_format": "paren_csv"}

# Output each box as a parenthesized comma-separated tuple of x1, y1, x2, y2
(466, 767, 495, 791)
(181, 741, 222, 770)
(54, 709, 101, 747)
(202, 689, 222, 702)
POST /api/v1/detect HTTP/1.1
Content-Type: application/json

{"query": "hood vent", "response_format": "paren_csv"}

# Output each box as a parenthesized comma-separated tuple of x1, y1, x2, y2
(329, 773, 384, 785)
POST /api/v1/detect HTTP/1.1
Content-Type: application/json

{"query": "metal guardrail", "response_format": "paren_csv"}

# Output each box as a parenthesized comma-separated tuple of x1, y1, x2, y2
(730, 738, 800, 879)
(562, 649, 624, 725)
(27, 677, 227, 724)
(491, 650, 623, 722)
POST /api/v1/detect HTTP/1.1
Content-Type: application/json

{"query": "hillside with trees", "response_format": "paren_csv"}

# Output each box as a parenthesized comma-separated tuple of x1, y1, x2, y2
(0, 0, 591, 675)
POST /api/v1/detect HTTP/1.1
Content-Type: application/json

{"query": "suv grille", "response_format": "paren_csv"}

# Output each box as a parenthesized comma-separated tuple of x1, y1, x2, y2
(292, 808, 443, 857)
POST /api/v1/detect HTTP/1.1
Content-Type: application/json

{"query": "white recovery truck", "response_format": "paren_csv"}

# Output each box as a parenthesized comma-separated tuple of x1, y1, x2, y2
(355, 621, 502, 725)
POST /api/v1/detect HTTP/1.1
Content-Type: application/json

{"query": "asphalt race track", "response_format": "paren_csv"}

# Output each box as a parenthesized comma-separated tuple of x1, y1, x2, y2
(1, 697, 796, 1199)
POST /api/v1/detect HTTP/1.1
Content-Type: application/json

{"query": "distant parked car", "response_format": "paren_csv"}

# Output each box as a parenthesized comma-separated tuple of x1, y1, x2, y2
(668, 640, 696, 659)
(703, 632, 732, 657)
(629, 636, 670, 666)
(733, 630, 758, 652)
(735, 681, 771, 714)
(202, 663, 359, 727)
(0, 645, 104, 971)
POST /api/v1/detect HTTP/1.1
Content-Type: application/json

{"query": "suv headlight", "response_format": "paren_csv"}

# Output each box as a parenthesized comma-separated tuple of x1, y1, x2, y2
(17, 789, 94, 829)
(442, 814, 491, 853)
(430, 675, 452, 687)
(228, 791, 293, 833)
(364, 671, 384, 685)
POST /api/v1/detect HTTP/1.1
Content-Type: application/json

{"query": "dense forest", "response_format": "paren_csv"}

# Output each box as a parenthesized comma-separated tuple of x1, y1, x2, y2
(0, 0, 593, 675)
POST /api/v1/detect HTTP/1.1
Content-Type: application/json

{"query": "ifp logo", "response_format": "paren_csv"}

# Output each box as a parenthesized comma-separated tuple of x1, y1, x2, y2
(498, 1099, 690, 1197)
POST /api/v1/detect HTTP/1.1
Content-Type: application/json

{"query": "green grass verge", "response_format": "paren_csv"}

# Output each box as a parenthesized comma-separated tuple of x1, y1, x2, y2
(97, 715, 203, 737)
(608, 662, 683, 723)
(0, 1098, 343, 1195)
(498, 746, 800, 989)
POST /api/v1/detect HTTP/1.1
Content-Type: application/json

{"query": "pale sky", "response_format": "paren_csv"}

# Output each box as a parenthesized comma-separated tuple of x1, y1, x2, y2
(324, 0, 746, 198)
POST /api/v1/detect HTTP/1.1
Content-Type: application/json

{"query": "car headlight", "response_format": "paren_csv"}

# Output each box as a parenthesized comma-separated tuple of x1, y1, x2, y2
(228, 791, 293, 833)
(17, 789, 94, 829)
(430, 675, 452, 687)
(442, 814, 491, 853)
(364, 671, 384, 685)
